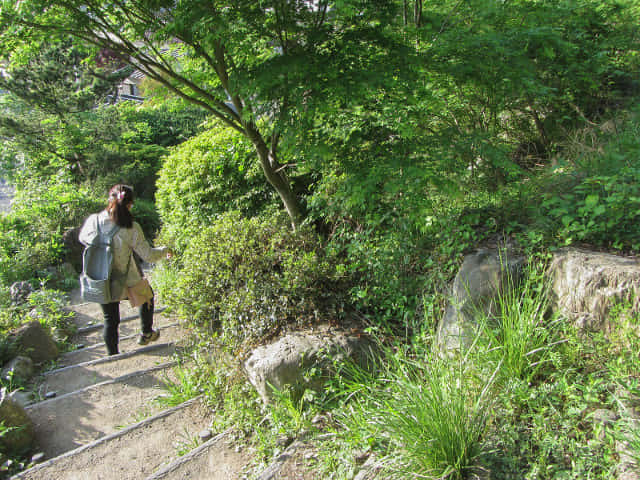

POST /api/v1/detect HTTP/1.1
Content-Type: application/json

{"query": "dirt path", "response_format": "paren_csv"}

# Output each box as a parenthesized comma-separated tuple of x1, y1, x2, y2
(12, 292, 252, 480)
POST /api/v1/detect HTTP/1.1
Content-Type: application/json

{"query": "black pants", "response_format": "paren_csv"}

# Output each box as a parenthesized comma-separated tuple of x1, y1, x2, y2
(100, 294, 155, 355)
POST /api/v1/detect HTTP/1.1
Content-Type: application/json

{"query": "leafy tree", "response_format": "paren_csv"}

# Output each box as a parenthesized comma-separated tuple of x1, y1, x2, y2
(0, 39, 125, 115)
(0, 40, 128, 177)
(0, 0, 407, 229)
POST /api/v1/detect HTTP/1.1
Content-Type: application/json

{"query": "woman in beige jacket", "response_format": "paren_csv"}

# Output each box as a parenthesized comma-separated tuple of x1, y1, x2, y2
(79, 184, 171, 355)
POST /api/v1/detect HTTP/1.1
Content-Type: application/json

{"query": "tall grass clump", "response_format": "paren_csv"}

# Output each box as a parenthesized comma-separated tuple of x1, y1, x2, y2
(336, 341, 499, 479)
(477, 261, 561, 382)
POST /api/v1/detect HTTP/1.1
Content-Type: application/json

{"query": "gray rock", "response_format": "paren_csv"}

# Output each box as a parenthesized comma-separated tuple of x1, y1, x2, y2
(9, 281, 33, 305)
(0, 387, 35, 454)
(244, 325, 374, 404)
(45, 391, 57, 399)
(1, 356, 35, 382)
(9, 321, 58, 364)
(27, 308, 43, 320)
(8, 389, 32, 408)
(437, 249, 524, 351)
(198, 429, 212, 441)
(354, 455, 383, 480)
(30, 452, 45, 464)
(62, 227, 84, 272)
(550, 248, 640, 333)
(257, 440, 306, 480)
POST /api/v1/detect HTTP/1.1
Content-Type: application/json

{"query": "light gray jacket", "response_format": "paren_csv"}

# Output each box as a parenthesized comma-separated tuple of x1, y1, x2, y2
(79, 210, 168, 300)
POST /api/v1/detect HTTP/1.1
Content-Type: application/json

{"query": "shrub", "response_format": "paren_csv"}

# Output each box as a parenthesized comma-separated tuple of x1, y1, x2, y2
(131, 198, 161, 240)
(0, 288, 75, 369)
(0, 177, 101, 285)
(158, 211, 345, 352)
(156, 124, 276, 251)
(325, 224, 429, 329)
(538, 111, 640, 251)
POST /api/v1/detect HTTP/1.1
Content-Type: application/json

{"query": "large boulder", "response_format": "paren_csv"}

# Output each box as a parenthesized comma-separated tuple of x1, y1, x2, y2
(1, 356, 35, 383)
(437, 249, 524, 351)
(8, 389, 33, 409)
(10, 321, 58, 365)
(62, 227, 84, 272)
(549, 248, 640, 332)
(244, 325, 374, 404)
(0, 387, 35, 454)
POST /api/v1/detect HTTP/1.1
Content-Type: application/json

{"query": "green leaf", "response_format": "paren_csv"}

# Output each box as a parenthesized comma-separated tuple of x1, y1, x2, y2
(584, 194, 599, 208)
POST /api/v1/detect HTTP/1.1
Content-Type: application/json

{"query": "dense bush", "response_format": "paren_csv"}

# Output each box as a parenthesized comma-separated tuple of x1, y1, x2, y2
(0, 288, 76, 374)
(130, 197, 161, 240)
(0, 177, 101, 285)
(157, 211, 345, 352)
(0, 99, 206, 203)
(156, 124, 277, 251)
(536, 113, 640, 252)
(82, 102, 207, 200)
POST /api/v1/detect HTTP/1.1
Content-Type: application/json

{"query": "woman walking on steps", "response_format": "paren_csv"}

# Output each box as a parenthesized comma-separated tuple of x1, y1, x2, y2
(79, 184, 172, 355)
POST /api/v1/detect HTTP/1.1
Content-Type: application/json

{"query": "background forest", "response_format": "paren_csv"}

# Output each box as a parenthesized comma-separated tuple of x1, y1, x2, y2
(0, 0, 639, 478)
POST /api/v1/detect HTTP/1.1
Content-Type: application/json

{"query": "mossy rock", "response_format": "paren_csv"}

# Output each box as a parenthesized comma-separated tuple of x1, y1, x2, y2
(0, 388, 35, 455)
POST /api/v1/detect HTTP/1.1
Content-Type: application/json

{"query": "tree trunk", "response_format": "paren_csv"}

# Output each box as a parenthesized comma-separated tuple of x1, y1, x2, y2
(414, 0, 422, 27)
(245, 124, 303, 230)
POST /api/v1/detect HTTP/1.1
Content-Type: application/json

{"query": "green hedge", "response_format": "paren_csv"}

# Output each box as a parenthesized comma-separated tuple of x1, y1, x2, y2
(156, 124, 276, 251)
(157, 211, 345, 352)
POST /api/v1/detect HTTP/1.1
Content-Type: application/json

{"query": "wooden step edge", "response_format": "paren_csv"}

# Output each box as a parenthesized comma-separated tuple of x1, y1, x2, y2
(144, 428, 233, 480)
(26, 361, 177, 410)
(44, 342, 176, 376)
(11, 396, 203, 480)
(75, 306, 169, 333)
(61, 321, 182, 358)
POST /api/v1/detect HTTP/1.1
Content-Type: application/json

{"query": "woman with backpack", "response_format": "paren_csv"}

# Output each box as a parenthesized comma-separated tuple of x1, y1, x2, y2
(79, 184, 172, 355)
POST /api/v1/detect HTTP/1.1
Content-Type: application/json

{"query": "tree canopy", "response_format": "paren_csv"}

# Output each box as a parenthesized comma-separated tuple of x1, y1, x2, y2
(1, 0, 637, 229)
(1, 0, 412, 228)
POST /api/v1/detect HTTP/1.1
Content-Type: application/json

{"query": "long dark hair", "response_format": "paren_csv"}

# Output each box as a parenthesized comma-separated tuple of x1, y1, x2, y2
(107, 184, 134, 228)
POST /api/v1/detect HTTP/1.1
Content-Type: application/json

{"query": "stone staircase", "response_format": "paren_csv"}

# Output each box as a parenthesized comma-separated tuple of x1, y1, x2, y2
(10, 295, 250, 480)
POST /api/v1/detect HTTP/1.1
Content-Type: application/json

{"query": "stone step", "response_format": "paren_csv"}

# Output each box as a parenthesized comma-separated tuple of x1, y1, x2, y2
(25, 362, 178, 459)
(145, 430, 250, 480)
(60, 322, 184, 366)
(12, 398, 210, 480)
(37, 342, 179, 397)
(70, 311, 176, 348)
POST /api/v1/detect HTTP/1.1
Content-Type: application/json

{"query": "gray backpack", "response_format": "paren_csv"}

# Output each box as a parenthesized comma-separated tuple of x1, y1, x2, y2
(79, 214, 120, 304)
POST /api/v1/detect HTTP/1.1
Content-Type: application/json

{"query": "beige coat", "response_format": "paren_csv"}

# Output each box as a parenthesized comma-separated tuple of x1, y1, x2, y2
(79, 210, 168, 300)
